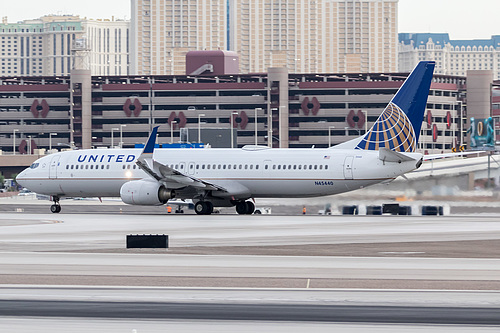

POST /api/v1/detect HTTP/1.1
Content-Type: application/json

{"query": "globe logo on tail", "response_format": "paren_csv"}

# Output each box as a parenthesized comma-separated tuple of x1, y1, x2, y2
(355, 102, 417, 152)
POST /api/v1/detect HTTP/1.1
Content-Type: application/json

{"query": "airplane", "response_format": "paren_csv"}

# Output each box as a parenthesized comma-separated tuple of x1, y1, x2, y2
(17, 61, 436, 215)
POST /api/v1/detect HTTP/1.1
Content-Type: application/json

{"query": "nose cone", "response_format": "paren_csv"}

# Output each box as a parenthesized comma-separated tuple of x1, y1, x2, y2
(16, 169, 28, 187)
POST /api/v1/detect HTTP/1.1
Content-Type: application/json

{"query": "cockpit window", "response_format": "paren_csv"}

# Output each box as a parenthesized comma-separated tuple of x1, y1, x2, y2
(30, 163, 40, 169)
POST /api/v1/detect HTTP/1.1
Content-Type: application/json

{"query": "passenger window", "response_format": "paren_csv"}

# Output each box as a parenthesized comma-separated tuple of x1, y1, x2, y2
(309, 165, 312, 170)
(86, 165, 89, 169)
(249, 165, 253, 170)
(213, 164, 216, 169)
(202, 165, 205, 169)
(228, 165, 231, 169)
(207, 165, 211, 169)
(239, 165, 242, 169)
(71, 165, 74, 169)
(293, 165, 297, 170)
(319, 165, 323, 170)
(314, 165, 318, 170)
(256, 165, 259, 170)
(101, 165, 105, 169)
(196, 165, 199, 169)
(277, 165, 281, 170)
(288, 165, 292, 170)
(107, 165, 110, 169)
(75, 165, 79, 169)
(272, 165, 276, 170)
(127, 165, 130, 169)
(325, 165, 329, 170)
(133, 165, 136, 169)
(298, 165, 302, 170)
(223, 165, 226, 169)
(66, 165, 69, 169)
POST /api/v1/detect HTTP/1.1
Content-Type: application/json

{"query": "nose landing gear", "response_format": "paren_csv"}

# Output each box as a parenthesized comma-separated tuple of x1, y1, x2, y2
(50, 196, 61, 213)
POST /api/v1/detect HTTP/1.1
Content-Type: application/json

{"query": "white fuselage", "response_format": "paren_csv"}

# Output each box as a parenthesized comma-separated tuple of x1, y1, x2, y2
(17, 146, 421, 200)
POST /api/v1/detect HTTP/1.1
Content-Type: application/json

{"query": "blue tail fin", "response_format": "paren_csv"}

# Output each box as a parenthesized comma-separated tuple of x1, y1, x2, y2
(142, 126, 160, 154)
(355, 61, 435, 152)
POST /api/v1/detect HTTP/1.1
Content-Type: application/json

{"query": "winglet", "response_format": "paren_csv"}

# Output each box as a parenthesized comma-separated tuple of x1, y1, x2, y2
(142, 126, 160, 155)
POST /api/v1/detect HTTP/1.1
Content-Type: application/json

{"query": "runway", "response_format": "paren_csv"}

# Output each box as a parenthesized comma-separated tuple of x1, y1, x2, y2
(1, 211, 500, 330)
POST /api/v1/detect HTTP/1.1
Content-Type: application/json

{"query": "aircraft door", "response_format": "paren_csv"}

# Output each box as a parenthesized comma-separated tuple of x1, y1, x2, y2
(178, 162, 186, 173)
(343, 156, 354, 180)
(49, 155, 61, 179)
(188, 162, 196, 175)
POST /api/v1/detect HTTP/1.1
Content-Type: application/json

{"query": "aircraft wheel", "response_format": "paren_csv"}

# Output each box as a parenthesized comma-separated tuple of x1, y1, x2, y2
(50, 204, 61, 214)
(245, 201, 255, 215)
(194, 201, 207, 215)
(235, 201, 247, 215)
(205, 202, 214, 215)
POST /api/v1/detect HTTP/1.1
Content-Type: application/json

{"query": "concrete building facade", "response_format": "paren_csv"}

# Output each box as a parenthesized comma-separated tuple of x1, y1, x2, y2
(0, 15, 129, 77)
(399, 33, 500, 79)
(0, 69, 470, 154)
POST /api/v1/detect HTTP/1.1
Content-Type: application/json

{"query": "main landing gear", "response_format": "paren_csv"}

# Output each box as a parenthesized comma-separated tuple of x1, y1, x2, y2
(50, 196, 61, 213)
(194, 201, 214, 215)
(235, 201, 255, 215)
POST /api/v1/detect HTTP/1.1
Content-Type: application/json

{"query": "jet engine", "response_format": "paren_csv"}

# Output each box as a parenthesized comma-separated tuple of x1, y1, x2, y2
(120, 180, 174, 205)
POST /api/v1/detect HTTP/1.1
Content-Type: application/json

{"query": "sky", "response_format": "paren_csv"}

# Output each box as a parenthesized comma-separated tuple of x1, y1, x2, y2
(2, 0, 499, 40)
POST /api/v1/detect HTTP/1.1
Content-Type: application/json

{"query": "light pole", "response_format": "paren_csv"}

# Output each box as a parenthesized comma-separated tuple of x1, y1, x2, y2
(12, 129, 18, 155)
(255, 108, 261, 145)
(230, 112, 238, 149)
(170, 120, 177, 143)
(198, 114, 205, 143)
(49, 133, 57, 152)
(119, 124, 126, 148)
(27, 135, 32, 155)
(361, 110, 368, 134)
(328, 126, 335, 147)
(268, 108, 276, 148)
(111, 128, 119, 148)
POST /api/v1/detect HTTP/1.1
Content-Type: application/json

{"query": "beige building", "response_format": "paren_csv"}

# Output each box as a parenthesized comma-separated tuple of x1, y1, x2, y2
(131, 0, 228, 75)
(399, 33, 500, 79)
(131, 0, 398, 75)
(230, 0, 398, 74)
(0, 15, 129, 77)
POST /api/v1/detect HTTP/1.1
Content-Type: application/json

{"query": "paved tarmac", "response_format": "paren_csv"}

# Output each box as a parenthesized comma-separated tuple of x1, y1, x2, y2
(1, 208, 500, 330)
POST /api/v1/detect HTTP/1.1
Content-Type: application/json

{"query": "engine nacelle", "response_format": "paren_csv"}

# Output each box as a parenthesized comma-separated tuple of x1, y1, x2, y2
(120, 180, 174, 206)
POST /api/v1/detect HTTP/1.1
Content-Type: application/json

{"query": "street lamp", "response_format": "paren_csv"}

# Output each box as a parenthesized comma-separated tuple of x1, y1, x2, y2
(230, 112, 238, 149)
(198, 114, 205, 143)
(361, 110, 368, 134)
(111, 128, 119, 148)
(170, 120, 177, 143)
(119, 124, 127, 148)
(27, 135, 32, 155)
(328, 126, 335, 147)
(49, 133, 57, 152)
(12, 129, 18, 155)
(255, 108, 261, 145)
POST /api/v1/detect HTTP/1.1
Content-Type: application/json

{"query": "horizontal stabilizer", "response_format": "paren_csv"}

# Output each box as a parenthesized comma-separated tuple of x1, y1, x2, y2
(379, 148, 417, 163)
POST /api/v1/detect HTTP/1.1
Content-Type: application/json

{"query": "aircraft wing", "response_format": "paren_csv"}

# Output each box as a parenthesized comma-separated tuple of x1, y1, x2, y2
(135, 126, 227, 192)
